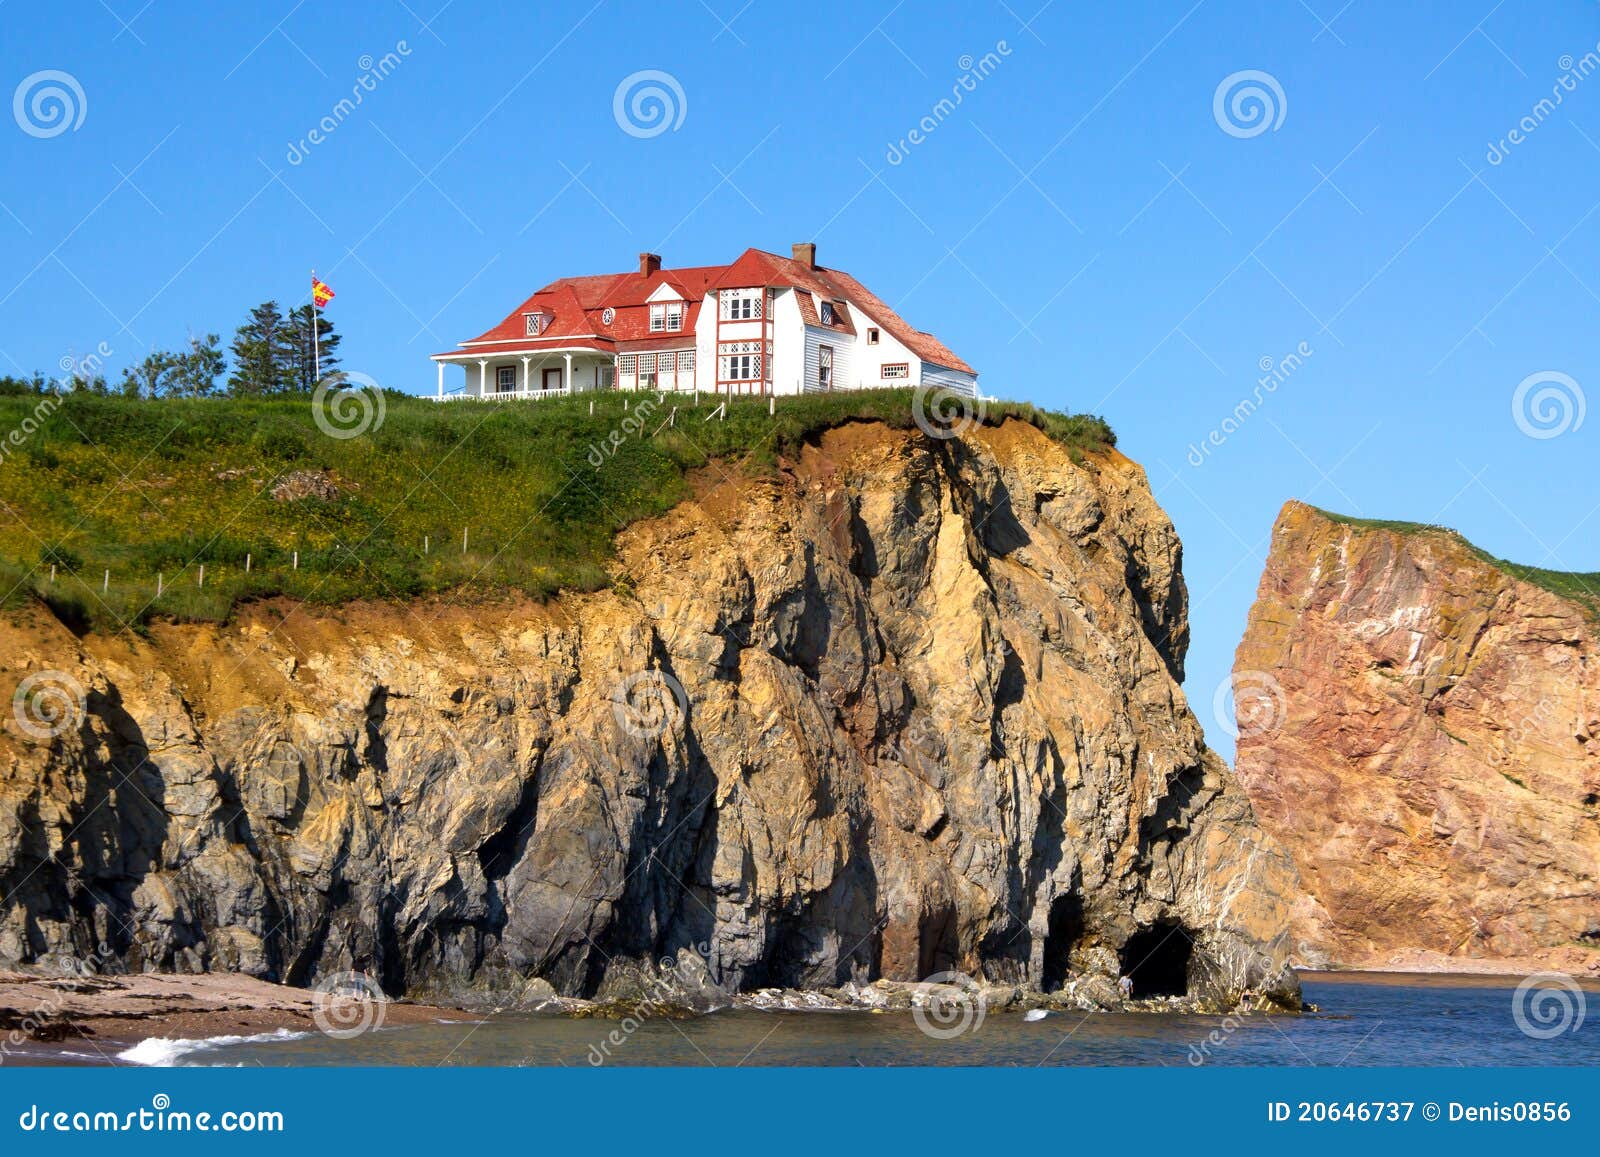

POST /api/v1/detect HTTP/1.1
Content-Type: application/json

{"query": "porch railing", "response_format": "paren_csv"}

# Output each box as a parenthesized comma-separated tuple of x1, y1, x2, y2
(434, 386, 573, 402)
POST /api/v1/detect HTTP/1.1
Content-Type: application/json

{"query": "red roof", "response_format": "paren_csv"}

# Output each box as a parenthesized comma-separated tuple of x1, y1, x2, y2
(442, 248, 973, 373)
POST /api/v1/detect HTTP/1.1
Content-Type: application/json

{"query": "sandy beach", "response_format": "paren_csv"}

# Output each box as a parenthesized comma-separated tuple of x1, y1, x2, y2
(0, 970, 471, 1064)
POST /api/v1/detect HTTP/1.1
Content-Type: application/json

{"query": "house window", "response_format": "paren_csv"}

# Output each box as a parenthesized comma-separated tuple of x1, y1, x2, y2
(649, 303, 683, 332)
(867, 327, 880, 345)
(820, 301, 835, 326)
(601, 307, 615, 326)
(718, 340, 762, 380)
(618, 354, 637, 374)
(496, 366, 517, 392)
(720, 289, 763, 321)
(525, 314, 543, 337)
(881, 363, 909, 380)
(677, 350, 695, 373)
(818, 345, 833, 391)
(639, 353, 657, 390)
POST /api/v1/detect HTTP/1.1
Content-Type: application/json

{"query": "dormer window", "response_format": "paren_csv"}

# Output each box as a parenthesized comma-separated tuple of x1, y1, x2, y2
(649, 303, 683, 332)
(820, 301, 835, 325)
(719, 289, 763, 321)
(525, 312, 545, 337)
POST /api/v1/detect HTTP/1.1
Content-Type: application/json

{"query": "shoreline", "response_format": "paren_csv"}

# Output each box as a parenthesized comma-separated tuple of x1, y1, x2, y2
(5, 962, 1591, 1066)
(0, 970, 472, 1066)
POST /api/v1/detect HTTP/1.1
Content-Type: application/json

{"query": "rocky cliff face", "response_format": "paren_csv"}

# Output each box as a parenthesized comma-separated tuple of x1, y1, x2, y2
(1234, 501, 1600, 971)
(0, 420, 1299, 1005)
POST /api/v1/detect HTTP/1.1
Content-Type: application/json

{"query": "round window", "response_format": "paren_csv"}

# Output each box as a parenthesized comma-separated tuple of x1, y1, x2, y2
(601, 307, 615, 326)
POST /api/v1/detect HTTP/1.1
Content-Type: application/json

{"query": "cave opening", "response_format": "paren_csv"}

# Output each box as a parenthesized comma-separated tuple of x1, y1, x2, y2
(1119, 922, 1193, 998)
(1039, 892, 1083, 992)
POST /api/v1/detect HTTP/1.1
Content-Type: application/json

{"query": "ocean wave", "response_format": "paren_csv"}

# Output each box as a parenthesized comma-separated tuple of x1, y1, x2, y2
(115, 1028, 312, 1066)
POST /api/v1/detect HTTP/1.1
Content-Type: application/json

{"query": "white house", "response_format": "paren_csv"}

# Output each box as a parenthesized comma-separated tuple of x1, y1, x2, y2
(430, 244, 977, 400)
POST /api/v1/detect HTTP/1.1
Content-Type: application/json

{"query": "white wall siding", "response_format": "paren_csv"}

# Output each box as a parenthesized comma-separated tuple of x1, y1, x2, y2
(769, 289, 805, 394)
(849, 317, 922, 388)
(920, 362, 979, 395)
(801, 326, 853, 394)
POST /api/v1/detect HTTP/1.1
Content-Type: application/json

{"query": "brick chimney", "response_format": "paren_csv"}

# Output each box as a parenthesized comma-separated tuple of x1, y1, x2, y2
(639, 252, 662, 277)
(792, 242, 817, 269)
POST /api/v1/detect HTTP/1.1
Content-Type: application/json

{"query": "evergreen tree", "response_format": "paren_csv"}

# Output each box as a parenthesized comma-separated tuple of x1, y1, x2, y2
(228, 301, 297, 395)
(287, 304, 341, 389)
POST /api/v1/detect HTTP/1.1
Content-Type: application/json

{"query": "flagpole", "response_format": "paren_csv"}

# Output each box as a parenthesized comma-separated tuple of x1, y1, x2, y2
(311, 268, 321, 385)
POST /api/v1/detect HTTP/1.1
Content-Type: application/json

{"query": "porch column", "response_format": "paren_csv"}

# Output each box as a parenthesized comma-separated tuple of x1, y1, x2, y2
(563, 352, 573, 393)
(477, 360, 487, 396)
(436, 361, 444, 398)
(521, 357, 531, 395)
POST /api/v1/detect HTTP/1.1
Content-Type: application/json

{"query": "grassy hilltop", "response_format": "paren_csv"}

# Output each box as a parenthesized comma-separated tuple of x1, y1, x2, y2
(0, 388, 1112, 633)
(1313, 506, 1600, 618)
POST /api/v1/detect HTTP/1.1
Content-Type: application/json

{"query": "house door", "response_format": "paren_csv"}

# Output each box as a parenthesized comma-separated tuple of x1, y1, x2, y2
(818, 345, 834, 392)
(542, 367, 563, 393)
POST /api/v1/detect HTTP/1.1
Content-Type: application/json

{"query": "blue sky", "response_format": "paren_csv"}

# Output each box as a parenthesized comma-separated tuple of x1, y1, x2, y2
(3, 1, 1598, 757)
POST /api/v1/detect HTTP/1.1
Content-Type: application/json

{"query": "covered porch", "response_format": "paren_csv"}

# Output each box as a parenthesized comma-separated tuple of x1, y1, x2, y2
(432, 347, 615, 401)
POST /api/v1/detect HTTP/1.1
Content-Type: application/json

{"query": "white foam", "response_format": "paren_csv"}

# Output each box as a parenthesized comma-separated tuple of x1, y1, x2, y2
(116, 1028, 310, 1066)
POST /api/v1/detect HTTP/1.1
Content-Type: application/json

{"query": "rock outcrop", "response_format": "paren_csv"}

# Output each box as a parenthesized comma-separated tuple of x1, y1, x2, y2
(1, 420, 1300, 1006)
(1234, 501, 1600, 971)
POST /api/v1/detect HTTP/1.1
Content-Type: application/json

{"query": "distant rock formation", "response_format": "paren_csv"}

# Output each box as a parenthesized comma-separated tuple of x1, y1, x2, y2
(1234, 500, 1600, 972)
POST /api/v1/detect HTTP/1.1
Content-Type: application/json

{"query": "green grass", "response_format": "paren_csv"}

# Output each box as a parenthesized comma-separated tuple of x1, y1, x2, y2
(1313, 505, 1600, 618)
(0, 389, 1113, 633)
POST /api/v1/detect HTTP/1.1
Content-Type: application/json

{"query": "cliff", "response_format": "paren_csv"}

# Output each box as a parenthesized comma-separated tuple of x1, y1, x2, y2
(1234, 501, 1600, 971)
(1, 420, 1300, 1006)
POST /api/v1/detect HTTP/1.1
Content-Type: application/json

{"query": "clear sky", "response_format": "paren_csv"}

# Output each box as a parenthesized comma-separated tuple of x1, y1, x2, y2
(3, 1, 1597, 758)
